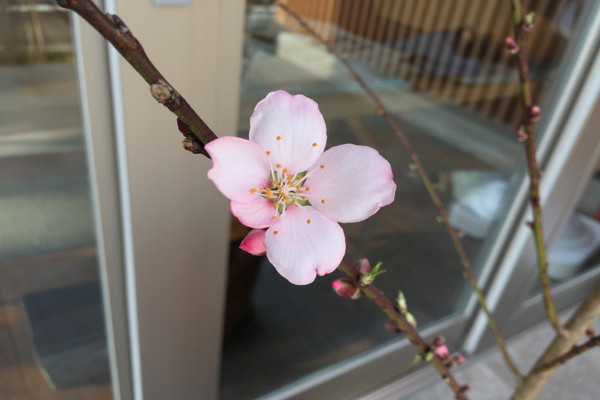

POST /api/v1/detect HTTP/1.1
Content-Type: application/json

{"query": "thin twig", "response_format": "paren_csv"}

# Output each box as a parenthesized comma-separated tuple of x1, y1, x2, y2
(56, 0, 217, 156)
(275, 0, 522, 382)
(534, 335, 600, 373)
(339, 261, 469, 400)
(509, 0, 562, 334)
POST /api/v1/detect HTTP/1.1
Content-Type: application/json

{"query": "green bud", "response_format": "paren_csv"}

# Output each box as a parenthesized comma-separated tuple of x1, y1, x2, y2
(405, 312, 417, 328)
(410, 354, 422, 365)
(396, 291, 407, 313)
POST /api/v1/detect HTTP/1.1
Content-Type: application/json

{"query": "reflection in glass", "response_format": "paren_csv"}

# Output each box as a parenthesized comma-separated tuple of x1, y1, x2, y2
(220, 1, 591, 398)
(547, 157, 600, 283)
(0, 3, 112, 398)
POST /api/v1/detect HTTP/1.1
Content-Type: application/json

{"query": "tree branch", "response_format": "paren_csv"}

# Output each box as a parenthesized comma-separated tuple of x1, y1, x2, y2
(275, 0, 522, 382)
(534, 335, 600, 373)
(57, 0, 218, 156)
(338, 261, 469, 400)
(511, 283, 600, 400)
(509, 0, 561, 334)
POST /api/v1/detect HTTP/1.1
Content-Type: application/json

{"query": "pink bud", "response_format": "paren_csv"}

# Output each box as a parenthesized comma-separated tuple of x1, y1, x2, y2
(332, 278, 361, 299)
(385, 320, 401, 334)
(529, 105, 542, 121)
(585, 328, 596, 338)
(516, 129, 528, 142)
(434, 344, 450, 362)
(239, 229, 266, 256)
(176, 118, 192, 135)
(432, 336, 446, 348)
(356, 258, 371, 274)
(504, 37, 519, 54)
(454, 354, 466, 366)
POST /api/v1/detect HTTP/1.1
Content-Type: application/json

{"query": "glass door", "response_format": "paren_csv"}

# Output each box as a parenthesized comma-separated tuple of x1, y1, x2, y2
(0, 2, 116, 398)
(220, 0, 600, 398)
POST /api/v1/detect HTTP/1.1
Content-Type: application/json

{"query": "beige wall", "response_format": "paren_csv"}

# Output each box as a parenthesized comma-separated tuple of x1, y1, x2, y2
(111, 1, 244, 398)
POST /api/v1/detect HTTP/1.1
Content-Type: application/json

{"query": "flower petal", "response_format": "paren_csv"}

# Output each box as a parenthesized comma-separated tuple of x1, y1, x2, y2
(249, 90, 326, 173)
(205, 136, 270, 201)
(240, 229, 266, 256)
(231, 194, 278, 229)
(306, 144, 396, 223)
(264, 206, 345, 285)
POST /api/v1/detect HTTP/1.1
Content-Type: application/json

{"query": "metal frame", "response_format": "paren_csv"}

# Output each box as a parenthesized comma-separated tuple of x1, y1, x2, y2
(72, 5, 133, 399)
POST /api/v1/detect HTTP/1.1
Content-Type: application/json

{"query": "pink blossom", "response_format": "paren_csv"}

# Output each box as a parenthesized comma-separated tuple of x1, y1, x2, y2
(205, 90, 396, 285)
(239, 229, 266, 255)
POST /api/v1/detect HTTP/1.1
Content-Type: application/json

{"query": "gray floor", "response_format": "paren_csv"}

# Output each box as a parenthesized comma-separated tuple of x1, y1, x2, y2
(393, 309, 600, 400)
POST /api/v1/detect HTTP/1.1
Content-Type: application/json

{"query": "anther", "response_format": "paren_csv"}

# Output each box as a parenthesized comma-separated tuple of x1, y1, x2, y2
(266, 151, 271, 155)
(283, 169, 289, 173)
(273, 230, 279, 235)
(320, 164, 325, 169)
(305, 187, 310, 191)
(321, 199, 326, 204)
(276, 136, 282, 141)
(271, 216, 278, 221)
(249, 189, 257, 194)
(306, 219, 311, 224)
(312, 142, 318, 147)
(276, 164, 282, 169)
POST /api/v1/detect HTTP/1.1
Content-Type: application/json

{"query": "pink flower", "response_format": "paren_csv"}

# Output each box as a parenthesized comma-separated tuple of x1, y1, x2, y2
(205, 90, 396, 285)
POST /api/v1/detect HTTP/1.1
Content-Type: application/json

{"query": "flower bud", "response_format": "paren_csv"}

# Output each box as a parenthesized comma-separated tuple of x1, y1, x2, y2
(434, 344, 450, 362)
(585, 328, 596, 338)
(385, 320, 401, 334)
(432, 336, 446, 348)
(332, 278, 361, 299)
(357, 258, 371, 274)
(239, 229, 266, 256)
(505, 37, 519, 54)
(516, 129, 528, 142)
(405, 312, 417, 328)
(453, 354, 466, 366)
(528, 105, 542, 121)
(396, 291, 408, 313)
(177, 117, 192, 135)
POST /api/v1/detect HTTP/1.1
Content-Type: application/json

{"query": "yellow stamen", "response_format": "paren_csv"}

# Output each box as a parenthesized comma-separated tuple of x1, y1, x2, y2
(271, 216, 278, 221)
(312, 142, 317, 147)
(276, 136, 282, 141)
(306, 219, 311, 224)
(249, 188, 256, 194)
(276, 163, 282, 169)
(320, 164, 325, 169)
(321, 199, 326, 204)
(273, 230, 279, 235)
(265, 188, 274, 198)
(283, 168, 289, 174)
(266, 151, 271, 155)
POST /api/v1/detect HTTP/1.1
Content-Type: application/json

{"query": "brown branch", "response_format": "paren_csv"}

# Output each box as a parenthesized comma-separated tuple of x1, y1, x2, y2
(534, 335, 600, 373)
(338, 261, 469, 400)
(275, 0, 522, 382)
(56, 0, 217, 156)
(509, 0, 561, 334)
(511, 283, 600, 400)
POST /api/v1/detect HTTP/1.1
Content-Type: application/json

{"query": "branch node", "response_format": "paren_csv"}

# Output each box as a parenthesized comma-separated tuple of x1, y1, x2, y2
(151, 82, 172, 103)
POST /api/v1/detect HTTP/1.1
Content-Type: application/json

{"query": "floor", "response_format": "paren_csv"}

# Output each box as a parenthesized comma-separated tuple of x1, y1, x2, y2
(0, 61, 112, 399)
(384, 308, 600, 400)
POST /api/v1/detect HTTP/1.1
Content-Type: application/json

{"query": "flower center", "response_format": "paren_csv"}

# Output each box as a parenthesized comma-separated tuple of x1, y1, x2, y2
(249, 165, 311, 219)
